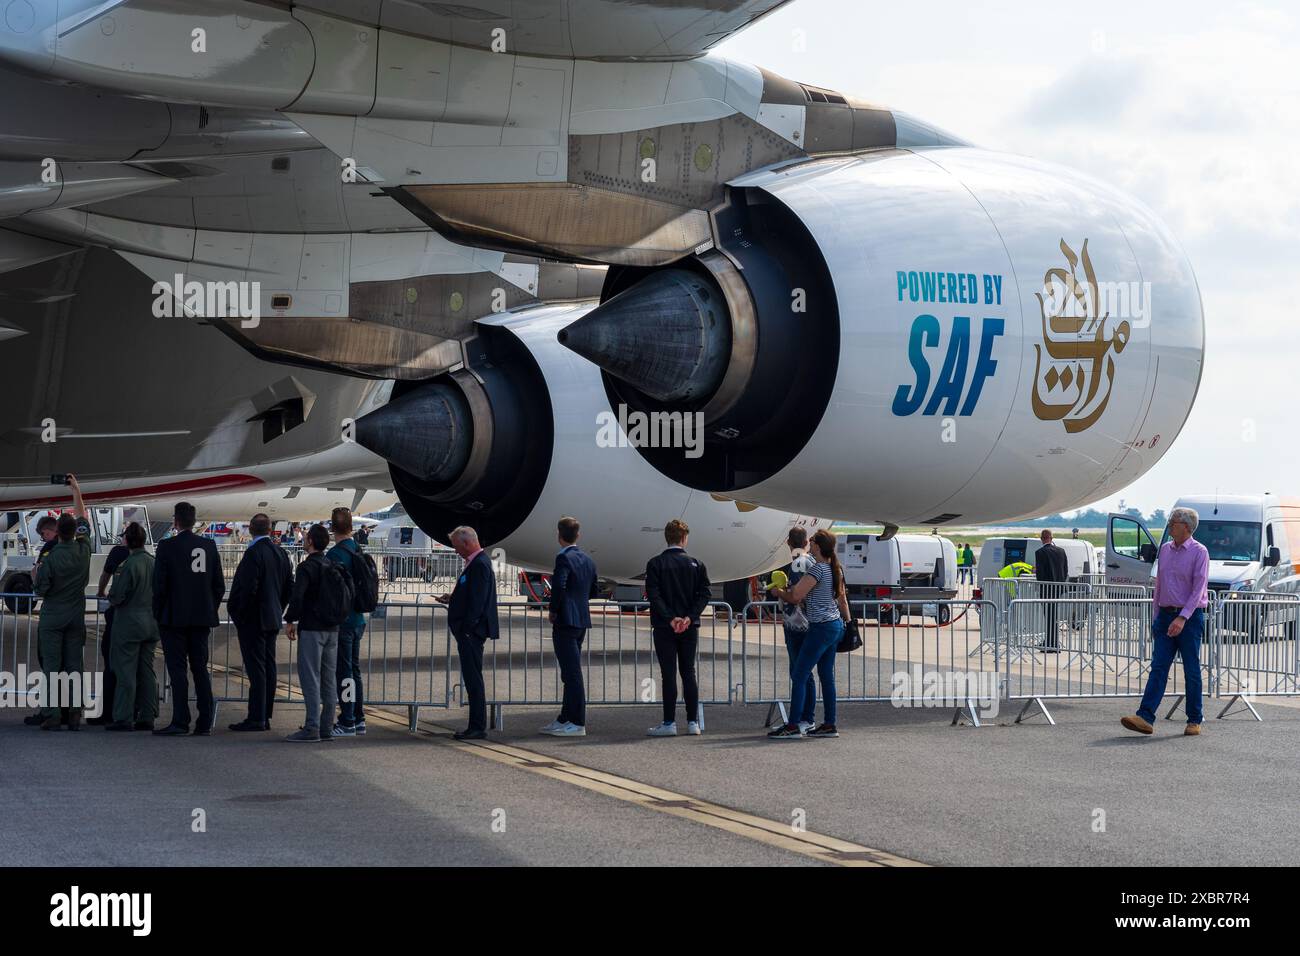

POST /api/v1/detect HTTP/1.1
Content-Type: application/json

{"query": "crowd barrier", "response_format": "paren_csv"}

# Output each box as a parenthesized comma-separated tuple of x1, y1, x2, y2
(2, 584, 1297, 730)
(215, 545, 527, 602)
(740, 599, 1000, 726)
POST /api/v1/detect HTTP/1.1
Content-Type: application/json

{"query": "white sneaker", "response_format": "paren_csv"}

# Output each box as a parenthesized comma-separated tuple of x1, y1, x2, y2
(798, 721, 815, 734)
(540, 720, 564, 735)
(553, 722, 586, 736)
(647, 721, 677, 737)
(686, 721, 702, 735)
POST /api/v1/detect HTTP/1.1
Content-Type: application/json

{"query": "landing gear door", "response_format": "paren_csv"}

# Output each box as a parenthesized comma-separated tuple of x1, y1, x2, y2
(1107, 513, 1158, 585)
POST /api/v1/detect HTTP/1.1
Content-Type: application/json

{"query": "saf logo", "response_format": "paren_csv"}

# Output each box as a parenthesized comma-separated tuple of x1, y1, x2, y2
(892, 315, 1004, 417)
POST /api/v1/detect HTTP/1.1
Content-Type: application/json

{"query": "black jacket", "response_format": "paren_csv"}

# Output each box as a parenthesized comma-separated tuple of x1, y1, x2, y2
(645, 547, 711, 630)
(283, 552, 339, 631)
(448, 551, 499, 641)
(152, 530, 225, 627)
(228, 537, 293, 632)
(549, 546, 598, 629)
(1034, 542, 1070, 583)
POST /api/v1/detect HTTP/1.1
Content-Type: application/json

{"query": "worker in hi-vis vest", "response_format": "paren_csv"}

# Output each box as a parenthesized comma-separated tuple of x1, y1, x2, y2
(998, 561, 1035, 599)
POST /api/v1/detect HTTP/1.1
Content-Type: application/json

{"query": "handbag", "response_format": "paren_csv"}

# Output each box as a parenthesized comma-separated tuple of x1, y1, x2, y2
(782, 601, 810, 633)
(837, 616, 863, 653)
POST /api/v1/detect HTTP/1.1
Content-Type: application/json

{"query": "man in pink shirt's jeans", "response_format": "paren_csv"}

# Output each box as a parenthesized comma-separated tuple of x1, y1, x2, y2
(1122, 507, 1210, 736)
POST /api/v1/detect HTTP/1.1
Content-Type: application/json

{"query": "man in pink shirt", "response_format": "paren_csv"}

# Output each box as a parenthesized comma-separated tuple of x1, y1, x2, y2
(1122, 507, 1210, 736)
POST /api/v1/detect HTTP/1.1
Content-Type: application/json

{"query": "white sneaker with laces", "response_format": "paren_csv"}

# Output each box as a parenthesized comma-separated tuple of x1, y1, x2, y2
(686, 721, 702, 735)
(647, 721, 677, 737)
(798, 721, 815, 734)
(553, 722, 586, 736)
(539, 720, 564, 735)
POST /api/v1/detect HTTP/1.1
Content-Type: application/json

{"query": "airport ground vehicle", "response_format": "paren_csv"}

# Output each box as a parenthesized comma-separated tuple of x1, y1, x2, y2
(838, 533, 958, 624)
(0, 505, 154, 612)
(1106, 495, 1300, 592)
(972, 535, 1095, 596)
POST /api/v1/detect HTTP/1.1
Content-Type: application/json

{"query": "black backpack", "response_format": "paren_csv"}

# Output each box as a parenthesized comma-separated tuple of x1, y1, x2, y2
(315, 558, 355, 628)
(349, 544, 380, 613)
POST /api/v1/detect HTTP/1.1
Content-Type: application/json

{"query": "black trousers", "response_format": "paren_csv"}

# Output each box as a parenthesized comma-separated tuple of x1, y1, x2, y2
(98, 607, 118, 718)
(456, 633, 488, 732)
(552, 625, 587, 726)
(160, 625, 213, 730)
(236, 625, 278, 724)
(653, 626, 699, 724)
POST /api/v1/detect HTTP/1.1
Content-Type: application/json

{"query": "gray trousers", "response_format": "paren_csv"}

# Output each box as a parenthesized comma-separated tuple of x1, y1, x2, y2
(297, 629, 339, 734)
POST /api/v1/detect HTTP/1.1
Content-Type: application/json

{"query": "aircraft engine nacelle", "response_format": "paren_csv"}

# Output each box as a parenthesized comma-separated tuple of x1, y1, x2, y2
(560, 147, 1205, 526)
(354, 307, 822, 582)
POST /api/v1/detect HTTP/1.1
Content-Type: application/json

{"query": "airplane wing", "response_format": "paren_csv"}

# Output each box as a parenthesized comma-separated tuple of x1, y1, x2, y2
(289, 0, 796, 60)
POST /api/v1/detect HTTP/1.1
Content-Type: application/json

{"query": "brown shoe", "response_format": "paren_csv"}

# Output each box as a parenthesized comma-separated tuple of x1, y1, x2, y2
(1184, 723, 1201, 736)
(1121, 715, 1154, 735)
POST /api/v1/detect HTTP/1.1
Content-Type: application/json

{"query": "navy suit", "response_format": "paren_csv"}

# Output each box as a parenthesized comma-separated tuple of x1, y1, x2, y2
(549, 545, 598, 726)
(152, 530, 225, 731)
(227, 537, 293, 725)
(447, 551, 499, 733)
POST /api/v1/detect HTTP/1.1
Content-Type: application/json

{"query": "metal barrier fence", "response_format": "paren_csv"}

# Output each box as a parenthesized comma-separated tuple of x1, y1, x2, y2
(1004, 598, 1164, 723)
(740, 599, 1000, 726)
(1210, 594, 1300, 719)
(470, 600, 735, 729)
(3, 585, 1298, 729)
(214, 545, 528, 602)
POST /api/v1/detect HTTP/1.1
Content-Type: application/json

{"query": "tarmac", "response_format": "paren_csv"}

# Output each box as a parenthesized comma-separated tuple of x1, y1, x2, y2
(2, 693, 1296, 866)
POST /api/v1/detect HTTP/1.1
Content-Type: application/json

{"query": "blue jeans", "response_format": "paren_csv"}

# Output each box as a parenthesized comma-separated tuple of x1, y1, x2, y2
(1138, 608, 1204, 724)
(789, 619, 842, 727)
(784, 627, 817, 724)
(336, 621, 366, 726)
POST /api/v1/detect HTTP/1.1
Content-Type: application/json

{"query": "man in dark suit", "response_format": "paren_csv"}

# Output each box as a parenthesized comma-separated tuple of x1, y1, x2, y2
(152, 501, 225, 735)
(1034, 529, 1070, 652)
(435, 526, 498, 740)
(644, 518, 711, 737)
(543, 516, 598, 736)
(226, 512, 293, 732)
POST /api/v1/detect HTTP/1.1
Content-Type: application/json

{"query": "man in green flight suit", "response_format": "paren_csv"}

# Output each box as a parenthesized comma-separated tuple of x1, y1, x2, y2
(105, 522, 160, 732)
(33, 476, 93, 731)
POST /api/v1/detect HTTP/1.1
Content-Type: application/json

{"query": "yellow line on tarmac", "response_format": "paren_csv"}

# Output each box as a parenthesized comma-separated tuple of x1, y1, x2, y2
(209, 661, 924, 866)
(368, 709, 927, 867)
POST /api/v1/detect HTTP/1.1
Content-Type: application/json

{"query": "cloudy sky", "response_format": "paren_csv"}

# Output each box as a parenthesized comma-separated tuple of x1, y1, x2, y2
(719, 0, 1300, 516)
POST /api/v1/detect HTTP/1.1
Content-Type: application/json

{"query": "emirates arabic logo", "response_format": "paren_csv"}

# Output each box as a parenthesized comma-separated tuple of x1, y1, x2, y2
(1031, 239, 1131, 433)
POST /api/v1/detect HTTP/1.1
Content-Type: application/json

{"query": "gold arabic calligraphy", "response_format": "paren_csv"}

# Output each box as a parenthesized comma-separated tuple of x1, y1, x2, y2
(1031, 239, 1130, 433)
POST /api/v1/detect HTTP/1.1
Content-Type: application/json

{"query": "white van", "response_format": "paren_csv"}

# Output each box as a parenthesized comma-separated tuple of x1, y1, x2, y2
(837, 533, 959, 623)
(972, 535, 1095, 595)
(1, 505, 155, 612)
(1106, 494, 1300, 593)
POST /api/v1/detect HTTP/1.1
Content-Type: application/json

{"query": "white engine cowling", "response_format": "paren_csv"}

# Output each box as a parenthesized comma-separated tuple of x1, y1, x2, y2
(561, 146, 1204, 526)
(356, 302, 824, 583)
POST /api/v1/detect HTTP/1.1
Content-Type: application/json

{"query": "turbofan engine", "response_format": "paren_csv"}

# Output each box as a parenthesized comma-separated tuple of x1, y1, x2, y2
(559, 147, 1205, 527)
(353, 307, 822, 582)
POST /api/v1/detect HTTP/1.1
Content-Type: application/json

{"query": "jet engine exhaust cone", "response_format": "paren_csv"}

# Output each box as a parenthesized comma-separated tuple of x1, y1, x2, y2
(354, 381, 472, 485)
(557, 268, 731, 405)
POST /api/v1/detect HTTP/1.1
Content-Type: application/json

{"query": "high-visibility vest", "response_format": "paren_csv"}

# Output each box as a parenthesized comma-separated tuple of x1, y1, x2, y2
(998, 561, 1035, 597)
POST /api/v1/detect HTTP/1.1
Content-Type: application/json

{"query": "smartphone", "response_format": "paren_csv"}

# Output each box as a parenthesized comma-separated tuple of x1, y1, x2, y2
(50, 474, 70, 486)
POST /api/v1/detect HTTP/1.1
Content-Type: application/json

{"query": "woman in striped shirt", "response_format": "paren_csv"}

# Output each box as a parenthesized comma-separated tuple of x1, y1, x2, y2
(767, 528, 850, 739)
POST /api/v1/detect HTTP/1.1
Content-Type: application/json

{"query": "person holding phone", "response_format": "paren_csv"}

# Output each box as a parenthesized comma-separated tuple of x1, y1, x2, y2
(33, 474, 92, 730)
